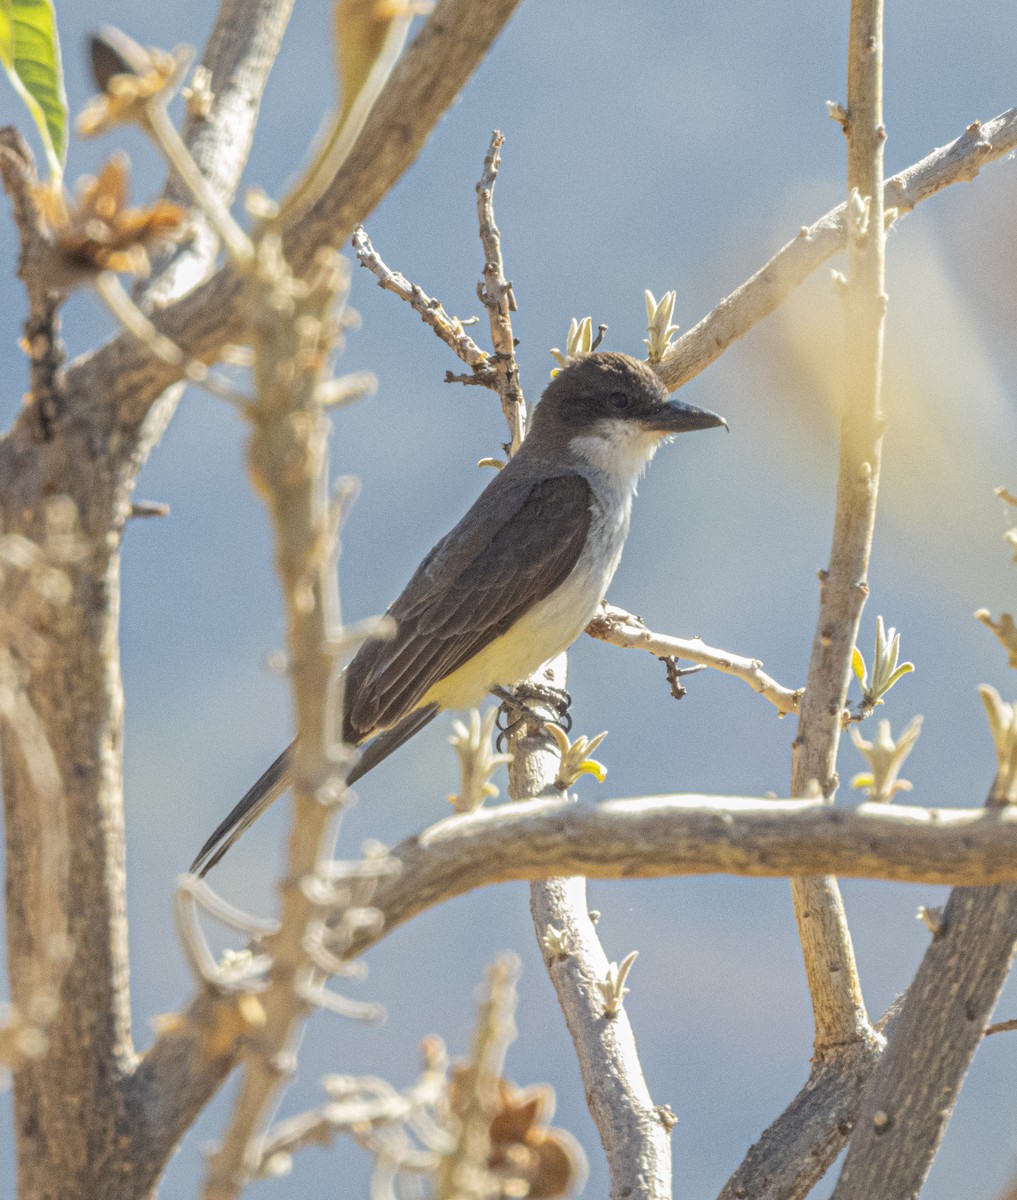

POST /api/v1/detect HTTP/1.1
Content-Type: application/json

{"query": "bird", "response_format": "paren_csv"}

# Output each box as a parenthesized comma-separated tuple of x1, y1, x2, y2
(191, 351, 726, 874)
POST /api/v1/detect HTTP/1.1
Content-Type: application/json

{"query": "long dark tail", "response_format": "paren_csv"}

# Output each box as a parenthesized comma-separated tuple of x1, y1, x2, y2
(190, 704, 440, 877)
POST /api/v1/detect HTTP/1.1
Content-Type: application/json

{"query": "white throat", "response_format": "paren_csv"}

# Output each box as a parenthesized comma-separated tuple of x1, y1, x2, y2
(569, 421, 664, 493)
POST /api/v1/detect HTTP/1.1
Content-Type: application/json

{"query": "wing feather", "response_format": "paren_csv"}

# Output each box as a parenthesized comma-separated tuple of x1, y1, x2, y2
(343, 471, 593, 742)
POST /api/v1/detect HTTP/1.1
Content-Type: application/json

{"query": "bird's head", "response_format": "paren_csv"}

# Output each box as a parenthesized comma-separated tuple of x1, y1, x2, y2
(527, 352, 726, 476)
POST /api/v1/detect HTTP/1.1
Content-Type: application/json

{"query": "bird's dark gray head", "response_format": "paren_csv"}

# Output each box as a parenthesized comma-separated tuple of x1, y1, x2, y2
(527, 352, 726, 450)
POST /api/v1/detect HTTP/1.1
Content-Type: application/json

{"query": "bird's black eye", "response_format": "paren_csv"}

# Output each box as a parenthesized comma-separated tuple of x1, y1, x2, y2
(610, 391, 631, 410)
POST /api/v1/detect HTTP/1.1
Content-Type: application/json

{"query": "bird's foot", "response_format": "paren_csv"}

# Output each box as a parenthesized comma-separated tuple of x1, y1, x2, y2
(492, 683, 573, 751)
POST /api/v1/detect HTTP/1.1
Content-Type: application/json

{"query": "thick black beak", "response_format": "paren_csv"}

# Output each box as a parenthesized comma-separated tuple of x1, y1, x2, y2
(642, 397, 728, 434)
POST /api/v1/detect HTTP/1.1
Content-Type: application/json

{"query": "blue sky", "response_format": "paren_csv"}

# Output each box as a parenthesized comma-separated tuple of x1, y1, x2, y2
(1, 3, 1016, 1197)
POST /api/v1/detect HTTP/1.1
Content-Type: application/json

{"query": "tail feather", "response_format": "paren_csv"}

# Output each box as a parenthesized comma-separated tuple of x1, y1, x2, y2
(190, 704, 440, 877)
(191, 745, 291, 877)
(346, 704, 439, 785)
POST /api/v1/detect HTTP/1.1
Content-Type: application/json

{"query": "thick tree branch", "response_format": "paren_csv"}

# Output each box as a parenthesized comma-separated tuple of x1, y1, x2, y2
(2, 0, 524, 457)
(506, 658, 673, 1200)
(832, 882, 1017, 1199)
(146, 0, 298, 304)
(202, 247, 352, 1200)
(717, 1039, 883, 1200)
(336, 795, 1017, 958)
(140, 784, 1017, 1185)
(0, 3, 294, 1196)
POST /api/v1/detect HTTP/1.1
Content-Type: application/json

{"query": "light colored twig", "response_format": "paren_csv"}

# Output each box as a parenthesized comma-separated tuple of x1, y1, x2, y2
(141, 97, 254, 267)
(785, 0, 889, 1055)
(656, 106, 1017, 395)
(351, 224, 490, 370)
(476, 131, 526, 453)
(256, 1059, 450, 1181)
(96, 271, 250, 406)
(978, 686, 1017, 807)
(587, 603, 802, 716)
(976, 608, 1017, 670)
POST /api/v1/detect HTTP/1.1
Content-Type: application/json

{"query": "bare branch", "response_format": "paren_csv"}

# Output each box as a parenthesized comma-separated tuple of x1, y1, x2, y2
(475, 131, 526, 451)
(335, 792, 1017, 953)
(0, 3, 299, 1194)
(0, 0, 524, 459)
(657, 106, 1017, 394)
(434, 955, 518, 1200)
(201, 245, 352, 1200)
(718, 1039, 883, 1200)
(587, 603, 802, 716)
(783, 0, 890, 1055)
(831, 883, 1017, 1199)
(532, 876, 673, 1200)
(503, 657, 673, 1200)
(24, 97, 1012, 487)
(351, 224, 490, 369)
(144, 0, 299, 302)
(256, 1060, 449, 1181)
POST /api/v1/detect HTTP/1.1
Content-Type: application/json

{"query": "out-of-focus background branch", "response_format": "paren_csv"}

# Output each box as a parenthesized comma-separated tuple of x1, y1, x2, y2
(0, 2, 1015, 1198)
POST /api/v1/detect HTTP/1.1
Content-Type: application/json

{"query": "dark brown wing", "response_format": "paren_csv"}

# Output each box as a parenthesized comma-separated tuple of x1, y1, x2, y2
(343, 470, 594, 742)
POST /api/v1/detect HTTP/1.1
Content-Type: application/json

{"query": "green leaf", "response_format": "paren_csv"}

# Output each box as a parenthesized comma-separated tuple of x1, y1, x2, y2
(882, 662, 915, 691)
(0, 0, 67, 180)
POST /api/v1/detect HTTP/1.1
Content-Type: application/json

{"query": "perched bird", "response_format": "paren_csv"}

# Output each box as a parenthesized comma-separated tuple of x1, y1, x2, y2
(192, 352, 725, 874)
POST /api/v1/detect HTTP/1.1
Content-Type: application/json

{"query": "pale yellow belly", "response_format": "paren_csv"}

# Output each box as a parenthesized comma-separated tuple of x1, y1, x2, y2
(418, 556, 609, 712)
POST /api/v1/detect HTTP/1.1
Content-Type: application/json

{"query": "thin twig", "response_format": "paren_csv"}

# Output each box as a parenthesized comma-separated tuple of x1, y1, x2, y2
(256, 1065, 449, 1179)
(351, 224, 490, 369)
(587, 603, 802, 716)
(476, 131, 526, 452)
(657, 106, 1017, 394)
(985, 1017, 1017, 1037)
